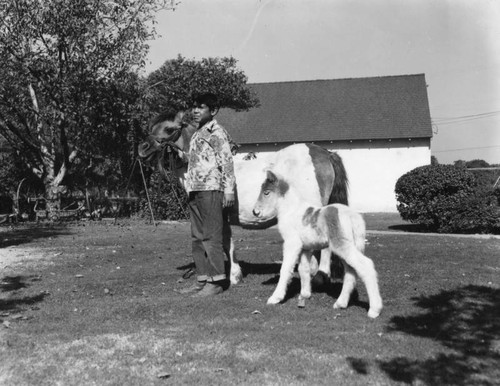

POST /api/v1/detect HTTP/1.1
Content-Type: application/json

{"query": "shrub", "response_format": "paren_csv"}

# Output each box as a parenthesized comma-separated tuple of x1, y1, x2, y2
(137, 170, 188, 221)
(395, 165, 500, 234)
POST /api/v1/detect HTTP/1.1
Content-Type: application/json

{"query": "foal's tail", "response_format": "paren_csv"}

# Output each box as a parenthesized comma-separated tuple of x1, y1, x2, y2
(328, 152, 349, 206)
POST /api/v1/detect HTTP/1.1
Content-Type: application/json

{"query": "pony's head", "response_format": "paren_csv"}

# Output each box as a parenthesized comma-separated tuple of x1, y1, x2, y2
(138, 108, 196, 174)
(252, 170, 289, 219)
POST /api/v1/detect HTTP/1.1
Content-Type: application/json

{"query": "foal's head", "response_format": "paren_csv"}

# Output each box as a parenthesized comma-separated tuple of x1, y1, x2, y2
(252, 170, 290, 218)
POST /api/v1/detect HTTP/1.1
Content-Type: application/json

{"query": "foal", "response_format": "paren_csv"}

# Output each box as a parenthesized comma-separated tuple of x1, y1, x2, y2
(253, 170, 383, 318)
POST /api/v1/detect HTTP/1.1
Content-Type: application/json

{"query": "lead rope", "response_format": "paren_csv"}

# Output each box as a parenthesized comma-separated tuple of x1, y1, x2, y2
(162, 146, 189, 219)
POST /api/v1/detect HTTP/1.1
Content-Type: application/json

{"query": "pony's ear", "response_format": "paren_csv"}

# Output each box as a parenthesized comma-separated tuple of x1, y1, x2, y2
(174, 111, 185, 123)
(266, 170, 278, 183)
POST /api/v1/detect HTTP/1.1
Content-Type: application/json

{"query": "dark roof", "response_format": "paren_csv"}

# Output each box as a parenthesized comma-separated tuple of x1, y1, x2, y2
(217, 74, 433, 144)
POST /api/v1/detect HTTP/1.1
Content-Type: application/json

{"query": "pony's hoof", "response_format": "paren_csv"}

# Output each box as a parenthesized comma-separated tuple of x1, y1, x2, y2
(230, 264, 243, 285)
(311, 271, 330, 291)
(230, 270, 243, 285)
(297, 297, 306, 308)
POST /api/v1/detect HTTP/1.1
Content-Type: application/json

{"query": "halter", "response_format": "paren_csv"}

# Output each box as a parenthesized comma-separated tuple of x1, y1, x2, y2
(151, 127, 186, 172)
(155, 125, 183, 152)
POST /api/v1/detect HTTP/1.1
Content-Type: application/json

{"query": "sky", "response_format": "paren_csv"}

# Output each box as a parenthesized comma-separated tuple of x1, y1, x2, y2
(145, 0, 500, 165)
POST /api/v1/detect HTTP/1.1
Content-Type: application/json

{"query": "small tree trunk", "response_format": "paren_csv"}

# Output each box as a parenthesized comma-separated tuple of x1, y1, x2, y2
(44, 182, 67, 221)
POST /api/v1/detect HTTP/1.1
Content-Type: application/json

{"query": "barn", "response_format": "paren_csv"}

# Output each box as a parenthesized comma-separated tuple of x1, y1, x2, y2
(217, 73, 433, 212)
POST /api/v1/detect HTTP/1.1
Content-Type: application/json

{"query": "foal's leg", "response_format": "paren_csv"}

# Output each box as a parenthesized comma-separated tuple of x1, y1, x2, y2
(333, 244, 383, 318)
(297, 251, 314, 307)
(333, 261, 357, 310)
(268, 240, 302, 305)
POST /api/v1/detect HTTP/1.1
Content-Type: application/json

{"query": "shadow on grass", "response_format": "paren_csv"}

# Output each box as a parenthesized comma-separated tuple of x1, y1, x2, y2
(176, 261, 282, 278)
(0, 292, 48, 313)
(0, 224, 72, 248)
(388, 223, 431, 233)
(0, 275, 48, 312)
(241, 261, 281, 276)
(348, 285, 500, 385)
(1, 275, 42, 293)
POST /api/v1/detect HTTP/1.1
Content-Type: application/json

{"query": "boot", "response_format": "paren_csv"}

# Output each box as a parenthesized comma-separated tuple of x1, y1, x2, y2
(174, 281, 206, 294)
(191, 281, 224, 297)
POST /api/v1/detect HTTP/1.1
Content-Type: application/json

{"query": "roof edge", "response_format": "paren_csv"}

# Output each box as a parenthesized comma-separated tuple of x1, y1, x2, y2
(248, 73, 426, 86)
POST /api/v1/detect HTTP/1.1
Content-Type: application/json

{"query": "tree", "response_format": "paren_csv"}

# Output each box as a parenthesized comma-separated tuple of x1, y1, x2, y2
(145, 55, 259, 113)
(454, 160, 467, 168)
(0, 0, 174, 212)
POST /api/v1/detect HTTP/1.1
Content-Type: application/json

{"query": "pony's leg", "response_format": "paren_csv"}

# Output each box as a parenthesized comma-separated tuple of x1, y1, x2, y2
(298, 250, 314, 307)
(228, 238, 243, 285)
(309, 253, 319, 276)
(311, 249, 332, 289)
(333, 244, 383, 318)
(222, 213, 242, 285)
(317, 248, 332, 277)
(268, 240, 302, 305)
(333, 262, 357, 310)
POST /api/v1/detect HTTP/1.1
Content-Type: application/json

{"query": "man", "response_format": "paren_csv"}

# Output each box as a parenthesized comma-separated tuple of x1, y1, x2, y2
(178, 92, 236, 297)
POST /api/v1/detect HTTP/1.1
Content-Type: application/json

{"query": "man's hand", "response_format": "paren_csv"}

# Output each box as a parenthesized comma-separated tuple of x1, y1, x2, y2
(223, 193, 235, 208)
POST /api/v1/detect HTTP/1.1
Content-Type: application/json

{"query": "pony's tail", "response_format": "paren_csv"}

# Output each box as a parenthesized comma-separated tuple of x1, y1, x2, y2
(328, 152, 349, 206)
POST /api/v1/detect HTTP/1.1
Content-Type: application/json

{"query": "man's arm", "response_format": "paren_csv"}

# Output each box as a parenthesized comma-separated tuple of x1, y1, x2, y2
(211, 128, 236, 207)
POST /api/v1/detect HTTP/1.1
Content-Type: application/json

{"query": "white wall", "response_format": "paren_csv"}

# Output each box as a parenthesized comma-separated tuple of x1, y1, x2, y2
(234, 138, 431, 213)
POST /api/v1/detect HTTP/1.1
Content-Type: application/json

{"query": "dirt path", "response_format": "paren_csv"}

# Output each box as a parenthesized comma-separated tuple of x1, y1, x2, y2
(0, 246, 50, 270)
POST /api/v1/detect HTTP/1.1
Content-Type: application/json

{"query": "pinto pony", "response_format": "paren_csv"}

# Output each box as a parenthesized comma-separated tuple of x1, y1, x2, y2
(253, 170, 383, 318)
(138, 109, 350, 286)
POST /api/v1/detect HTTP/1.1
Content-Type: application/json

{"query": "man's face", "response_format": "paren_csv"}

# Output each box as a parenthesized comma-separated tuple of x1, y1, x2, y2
(192, 103, 214, 127)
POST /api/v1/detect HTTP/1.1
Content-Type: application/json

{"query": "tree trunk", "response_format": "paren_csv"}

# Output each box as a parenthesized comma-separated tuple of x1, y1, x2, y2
(43, 180, 68, 221)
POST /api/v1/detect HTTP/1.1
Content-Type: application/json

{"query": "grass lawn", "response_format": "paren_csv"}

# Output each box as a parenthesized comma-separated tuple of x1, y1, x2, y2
(1, 215, 499, 385)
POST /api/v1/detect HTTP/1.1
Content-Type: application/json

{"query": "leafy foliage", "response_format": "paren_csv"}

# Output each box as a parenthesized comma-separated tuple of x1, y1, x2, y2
(0, 0, 172, 204)
(395, 165, 499, 233)
(137, 169, 188, 221)
(145, 55, 259, 113)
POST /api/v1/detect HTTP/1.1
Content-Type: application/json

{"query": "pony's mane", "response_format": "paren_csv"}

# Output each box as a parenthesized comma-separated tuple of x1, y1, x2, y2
(149, 108, 179, 129)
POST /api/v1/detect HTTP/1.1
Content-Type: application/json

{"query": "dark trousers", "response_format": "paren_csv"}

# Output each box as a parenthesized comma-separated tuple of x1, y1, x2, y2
(188, 191, 228, 282)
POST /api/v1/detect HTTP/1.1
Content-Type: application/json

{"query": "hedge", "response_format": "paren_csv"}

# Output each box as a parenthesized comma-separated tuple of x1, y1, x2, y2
(395, 165, 500, 234)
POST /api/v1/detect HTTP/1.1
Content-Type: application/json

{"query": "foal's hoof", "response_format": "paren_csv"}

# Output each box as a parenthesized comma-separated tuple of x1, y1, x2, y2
(297, 296, 306, 308)
(333, 300, 348, 310)
(311, 271, 330, 291)
(367, 306, 382, 319)
(267, 296, 282, 305)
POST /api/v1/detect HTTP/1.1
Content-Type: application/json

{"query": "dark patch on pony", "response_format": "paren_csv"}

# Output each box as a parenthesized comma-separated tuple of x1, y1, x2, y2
(306, 144, 349, 206)
(328, 151, 349, 205)
(264, 170, 289, 197)
(322, 206, 344, 247)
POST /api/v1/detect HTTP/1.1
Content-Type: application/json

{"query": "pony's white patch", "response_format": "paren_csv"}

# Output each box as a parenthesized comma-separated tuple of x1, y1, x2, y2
(254, 171, 383, 318)
(272, 144, 322, 206)
(234, 154, 275, 225)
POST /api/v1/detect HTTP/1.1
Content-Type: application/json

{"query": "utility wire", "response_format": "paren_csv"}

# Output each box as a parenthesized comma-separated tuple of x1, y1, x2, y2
(433, 145, 500, 153)
(432, 110, 500, 125)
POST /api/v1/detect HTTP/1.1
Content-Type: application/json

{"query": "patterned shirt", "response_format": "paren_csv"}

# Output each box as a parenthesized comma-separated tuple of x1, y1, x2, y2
(186, 120, 236, 194)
